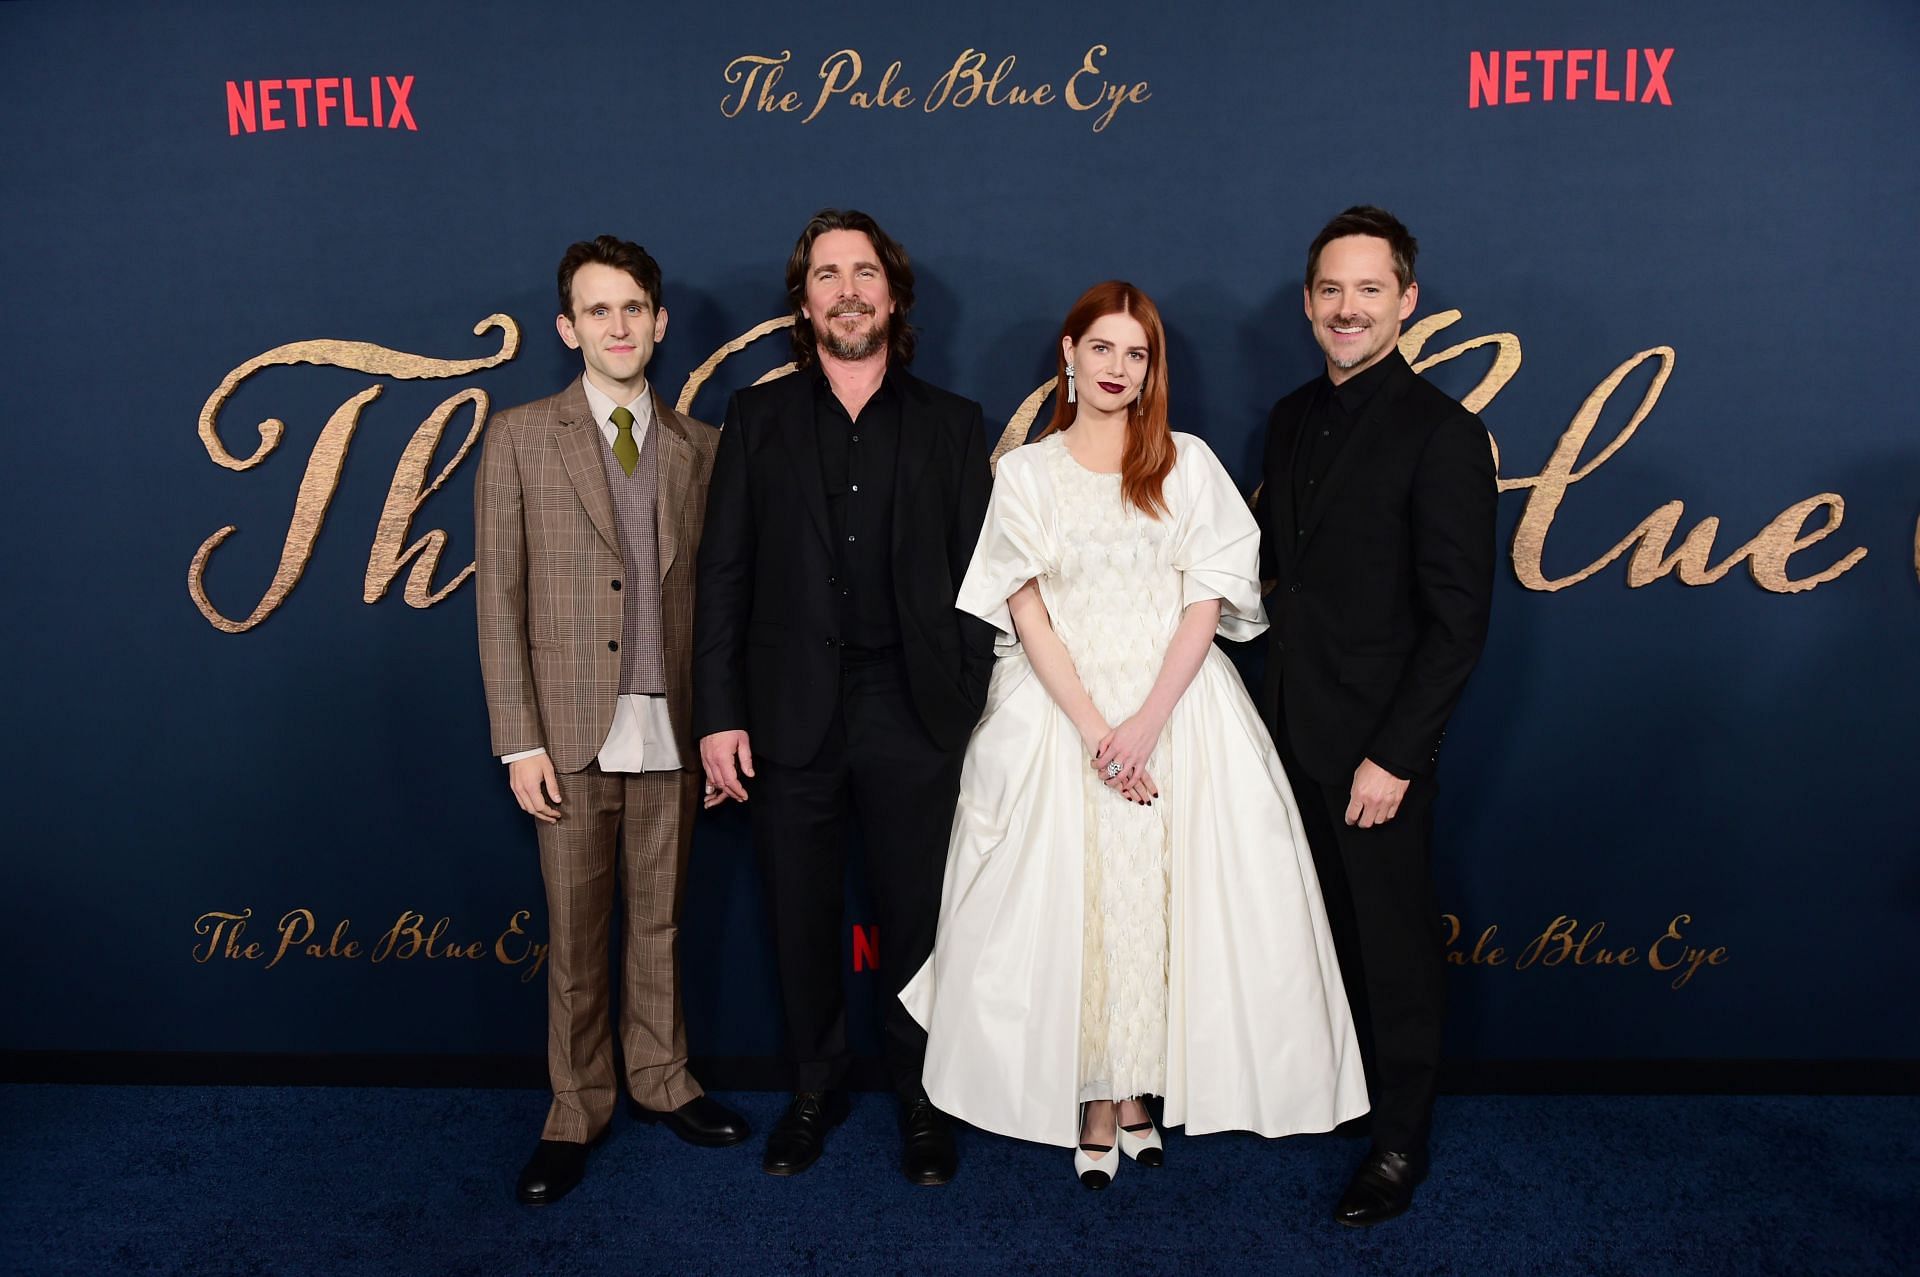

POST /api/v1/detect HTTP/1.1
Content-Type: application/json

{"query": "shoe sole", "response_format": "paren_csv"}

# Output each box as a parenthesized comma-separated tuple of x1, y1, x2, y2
(1333, 1201, 1412, 1228)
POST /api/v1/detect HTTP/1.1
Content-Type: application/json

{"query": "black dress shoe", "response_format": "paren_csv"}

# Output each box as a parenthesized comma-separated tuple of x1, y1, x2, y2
(516, 1139, 589, 1205)
(762, 1091, 849, 1176)
(1333, 1148, 1428, 1227)
(629, 1094, 752, 1147)
(898, 1097, 957, 1186)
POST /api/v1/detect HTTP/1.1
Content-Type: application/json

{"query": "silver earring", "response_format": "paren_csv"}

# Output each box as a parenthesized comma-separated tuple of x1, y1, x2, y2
(1065, 363, 1076, 404)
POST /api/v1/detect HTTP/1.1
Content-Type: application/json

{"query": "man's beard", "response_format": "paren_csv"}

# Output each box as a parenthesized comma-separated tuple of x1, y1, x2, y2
(816, 307, 889, 362)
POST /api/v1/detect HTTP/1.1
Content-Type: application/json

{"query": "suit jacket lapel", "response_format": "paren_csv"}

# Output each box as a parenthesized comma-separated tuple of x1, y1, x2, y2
(554, 377, 619, 554)
(652, 388, 694, 581)
(891, 374, 936, 560)
(773, 373, 832, 550)
(1297, 355, 1412, 552)
(1272, 402, 1306, 575)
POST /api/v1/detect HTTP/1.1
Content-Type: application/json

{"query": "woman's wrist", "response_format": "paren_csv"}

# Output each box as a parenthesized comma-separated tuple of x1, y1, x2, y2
(1074, 715, 1109, 751)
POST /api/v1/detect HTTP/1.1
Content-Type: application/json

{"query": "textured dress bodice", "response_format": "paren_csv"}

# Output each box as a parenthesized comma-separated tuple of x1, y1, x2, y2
(1038, 433, 1178, 1102)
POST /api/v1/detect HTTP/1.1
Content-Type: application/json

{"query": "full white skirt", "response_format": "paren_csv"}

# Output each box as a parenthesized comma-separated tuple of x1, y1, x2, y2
(900, 645, 1369, 1148)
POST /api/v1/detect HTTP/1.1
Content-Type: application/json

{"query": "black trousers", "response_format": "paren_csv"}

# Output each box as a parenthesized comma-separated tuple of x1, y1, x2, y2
(1280, 747, 1446, 1156)
(749, 651, 964, 1099)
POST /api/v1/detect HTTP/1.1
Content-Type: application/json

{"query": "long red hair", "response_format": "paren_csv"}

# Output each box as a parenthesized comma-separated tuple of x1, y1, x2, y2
(1039, 280, 1175, 519)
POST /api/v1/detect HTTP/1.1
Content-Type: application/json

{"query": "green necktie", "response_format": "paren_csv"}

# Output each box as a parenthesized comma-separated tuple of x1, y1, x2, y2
(610, 405, 639, 477)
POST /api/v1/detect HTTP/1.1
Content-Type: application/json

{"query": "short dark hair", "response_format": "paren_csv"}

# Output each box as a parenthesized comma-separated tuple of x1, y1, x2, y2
(784, 208, 917, 367)
(1305, 206, 1418, 292)
(556, 235, 663, 318)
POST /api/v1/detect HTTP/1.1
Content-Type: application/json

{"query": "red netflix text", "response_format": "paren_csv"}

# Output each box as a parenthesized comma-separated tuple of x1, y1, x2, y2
(852, 924, 880, 972)
(1469, 49, 1672, 108)
(226, 77, 418, 135)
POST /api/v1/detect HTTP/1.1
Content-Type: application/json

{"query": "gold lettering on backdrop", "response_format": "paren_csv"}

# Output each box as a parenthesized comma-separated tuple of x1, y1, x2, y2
(1063, 43, 1152, 132)
(1646, 913, 1731, 989)
(1441, 913, 1721, 987)
(990, 378, 1062, 470)
(192, 908, 540, 977)
(494, 909, 551, 983)
(720, 51, 802, 118)
(1499, 345, 1868, 592)
(722, 45, 1146, 131)
(189, 309, 1890, 631)
(365, 389, 487, 607)
(189, 316, 520, 632)
(191, 908, 261, 962)
(674, 316, 797, 415)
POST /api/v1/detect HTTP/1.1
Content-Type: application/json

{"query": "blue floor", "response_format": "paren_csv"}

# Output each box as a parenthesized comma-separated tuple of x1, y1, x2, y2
(2, 1087, 1913, 1275)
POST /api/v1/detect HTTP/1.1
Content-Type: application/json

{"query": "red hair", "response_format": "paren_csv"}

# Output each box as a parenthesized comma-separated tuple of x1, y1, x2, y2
(1039, 280, 1175, 519)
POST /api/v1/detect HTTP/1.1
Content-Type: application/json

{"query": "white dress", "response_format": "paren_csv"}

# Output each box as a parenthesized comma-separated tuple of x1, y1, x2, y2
(899, 431, 1368, 1148)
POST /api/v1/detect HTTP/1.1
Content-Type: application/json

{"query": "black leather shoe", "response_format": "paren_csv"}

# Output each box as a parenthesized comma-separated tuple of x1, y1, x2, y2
(1333, 1149, 1428, 1227)
(898, 1097, 957, 1186)
(629, 1094, 752, 1147)
(761, 1091, 849, 1176)
(516, 1139, 588, 1205)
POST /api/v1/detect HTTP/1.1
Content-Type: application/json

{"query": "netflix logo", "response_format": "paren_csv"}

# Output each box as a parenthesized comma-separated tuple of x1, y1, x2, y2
(1469, 49, 1673, 108)
(852, 924, 879, 972)
(226, 76, 418, 135)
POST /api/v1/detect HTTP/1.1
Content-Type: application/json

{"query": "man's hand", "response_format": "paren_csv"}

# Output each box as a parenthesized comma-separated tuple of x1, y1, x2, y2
(1345, 758, 1409, 829)
(699, 730, 755, 807)
(508, 754, 564, 825)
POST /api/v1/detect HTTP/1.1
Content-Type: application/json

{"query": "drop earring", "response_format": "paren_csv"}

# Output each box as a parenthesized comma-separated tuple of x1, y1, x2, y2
(1066, 363, 1076, 404)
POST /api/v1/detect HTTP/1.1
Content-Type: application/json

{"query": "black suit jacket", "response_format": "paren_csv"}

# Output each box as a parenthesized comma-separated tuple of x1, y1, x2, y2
(693, 368, 995, 766)
(1258, 351, 1497, 786)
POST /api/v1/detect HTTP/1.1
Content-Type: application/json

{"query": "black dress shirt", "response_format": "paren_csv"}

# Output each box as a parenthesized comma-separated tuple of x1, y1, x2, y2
(815, 372, 903, 652)
(1291, 350, 1399, 533)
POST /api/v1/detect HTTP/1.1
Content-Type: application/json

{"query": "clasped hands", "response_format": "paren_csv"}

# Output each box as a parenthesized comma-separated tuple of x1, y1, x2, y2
(1085, 711, 1164, 806)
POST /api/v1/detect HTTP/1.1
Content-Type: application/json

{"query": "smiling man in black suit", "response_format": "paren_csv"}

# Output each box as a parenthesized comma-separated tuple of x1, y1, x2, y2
(692, 208, 993, 1186)
(1258, 205, 1498, 1227)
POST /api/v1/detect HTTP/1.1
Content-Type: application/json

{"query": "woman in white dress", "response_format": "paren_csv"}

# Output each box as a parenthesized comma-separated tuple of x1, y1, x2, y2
(899, 281, 1367, 1187)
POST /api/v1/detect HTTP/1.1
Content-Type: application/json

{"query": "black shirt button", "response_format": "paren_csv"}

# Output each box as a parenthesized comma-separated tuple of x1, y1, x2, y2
(847, 535, 857, 542)
(608, 640, 619, 651)
(610, 580, 622, 591)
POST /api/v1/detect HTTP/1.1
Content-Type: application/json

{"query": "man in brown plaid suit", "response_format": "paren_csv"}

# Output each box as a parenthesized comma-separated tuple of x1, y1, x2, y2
(476, 236, 749, 1206)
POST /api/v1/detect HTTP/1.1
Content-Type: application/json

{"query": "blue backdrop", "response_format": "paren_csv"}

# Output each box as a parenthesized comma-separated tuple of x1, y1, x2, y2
(2, 0, 1915, 1067)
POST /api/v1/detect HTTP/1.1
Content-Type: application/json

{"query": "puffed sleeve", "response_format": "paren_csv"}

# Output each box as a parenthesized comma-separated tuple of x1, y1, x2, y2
(954, 446, 1055, 651)
(1170, 433, 1269, 642)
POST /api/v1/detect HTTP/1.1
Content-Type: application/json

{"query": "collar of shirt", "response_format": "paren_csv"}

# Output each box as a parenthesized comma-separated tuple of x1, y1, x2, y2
(581, 376, 654, 449)
(812, 366, 901, 420)
(1321, 347, 1401, 421)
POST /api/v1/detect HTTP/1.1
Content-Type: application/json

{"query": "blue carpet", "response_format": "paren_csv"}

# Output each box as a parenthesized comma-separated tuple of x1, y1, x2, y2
(2, 1087, 1913, 1274)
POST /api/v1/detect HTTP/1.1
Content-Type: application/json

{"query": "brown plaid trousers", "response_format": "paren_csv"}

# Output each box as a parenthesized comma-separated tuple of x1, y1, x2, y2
(474, 375, 719, 1138)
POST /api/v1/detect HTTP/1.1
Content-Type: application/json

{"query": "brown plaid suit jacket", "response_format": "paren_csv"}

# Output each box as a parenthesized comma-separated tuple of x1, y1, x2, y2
(475, 375, 719, 773)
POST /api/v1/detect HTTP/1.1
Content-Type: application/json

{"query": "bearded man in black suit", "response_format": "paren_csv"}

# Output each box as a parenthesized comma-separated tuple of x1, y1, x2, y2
(693, 208, 992, 1186)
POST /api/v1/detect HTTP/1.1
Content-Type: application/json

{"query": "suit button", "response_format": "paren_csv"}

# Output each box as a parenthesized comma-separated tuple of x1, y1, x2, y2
(828, 576, 836, 585)
(825, 638, 837, 647)
(608, 640, 619, 651)
(610, 580, 622, 591)
(1288, 583, 1300, 594)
